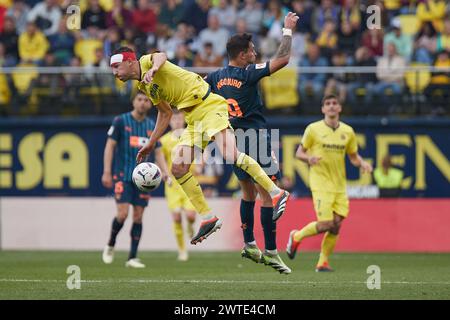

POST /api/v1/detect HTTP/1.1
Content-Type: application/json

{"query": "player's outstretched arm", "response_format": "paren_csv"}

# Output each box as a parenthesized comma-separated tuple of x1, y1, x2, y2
(348, 153, 373, 173)
(102, 138, 117, 188)
(269, 12, 299, 74)
(136, 101, 173, 163)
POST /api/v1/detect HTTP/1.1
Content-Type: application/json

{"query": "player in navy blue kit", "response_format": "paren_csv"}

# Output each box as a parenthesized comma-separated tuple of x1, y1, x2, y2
(205, 12, 299, 274)
(101, 91, 169, 268)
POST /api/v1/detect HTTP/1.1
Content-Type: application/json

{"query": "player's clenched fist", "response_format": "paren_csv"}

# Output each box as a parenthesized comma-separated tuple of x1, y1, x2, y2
(308, 156, 322, 166)
(360, 160, 373, 174)
(142, 67, 158, 84)
(284, 12, 299, 30)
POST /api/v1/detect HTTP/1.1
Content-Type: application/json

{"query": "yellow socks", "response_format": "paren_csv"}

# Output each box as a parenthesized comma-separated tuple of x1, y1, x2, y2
(235, 153, 279, 195)
(293, 221, 318, 242)
(176, 172, 211, 215)
(173, 221, 185, 252)
(317, 232, 338, 266)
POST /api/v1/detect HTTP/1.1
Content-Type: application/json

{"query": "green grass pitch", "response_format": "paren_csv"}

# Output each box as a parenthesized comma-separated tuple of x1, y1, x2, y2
(0, 251, 449, 300)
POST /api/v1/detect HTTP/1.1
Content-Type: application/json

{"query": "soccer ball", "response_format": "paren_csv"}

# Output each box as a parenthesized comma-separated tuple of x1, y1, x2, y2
(132, 162, 162, 192)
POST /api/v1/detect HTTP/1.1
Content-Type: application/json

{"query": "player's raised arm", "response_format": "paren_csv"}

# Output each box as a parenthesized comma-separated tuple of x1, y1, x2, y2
(142, 52, 168, 84)
(269, 12, 299, 74)
(348, 153, 373, 173)
(136, 101, 173, 163)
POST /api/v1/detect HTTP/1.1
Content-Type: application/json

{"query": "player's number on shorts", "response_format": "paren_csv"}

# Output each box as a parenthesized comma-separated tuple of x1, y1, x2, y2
(115, 181, 124, 194)
(226, 98, 243, 118)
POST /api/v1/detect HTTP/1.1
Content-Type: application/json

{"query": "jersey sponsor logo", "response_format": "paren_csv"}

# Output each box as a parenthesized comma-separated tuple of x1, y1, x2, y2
(255, 63, 267, 69)
(129, 136, 149, 148)
(322, 143, 346, 152)
(216, 78, 243, 90)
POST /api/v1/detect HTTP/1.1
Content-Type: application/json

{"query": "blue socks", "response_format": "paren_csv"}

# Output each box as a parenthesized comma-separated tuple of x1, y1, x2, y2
(129, 223, 142, 260)
(108, 217, 124, 247)
(241, 200, 277, 251)
(261, 206, 276, 251)
(240, 200, 255, 243)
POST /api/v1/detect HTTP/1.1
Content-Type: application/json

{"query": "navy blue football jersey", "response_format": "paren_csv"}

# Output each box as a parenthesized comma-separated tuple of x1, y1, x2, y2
(107, 112, 160, 182)
(205, 62, 270, 129)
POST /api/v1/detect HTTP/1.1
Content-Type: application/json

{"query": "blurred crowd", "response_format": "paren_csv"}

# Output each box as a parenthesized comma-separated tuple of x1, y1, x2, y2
(0, 0, 449, 116)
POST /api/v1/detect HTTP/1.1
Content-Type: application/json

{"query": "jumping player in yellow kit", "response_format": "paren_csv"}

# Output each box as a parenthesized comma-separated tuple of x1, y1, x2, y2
(110, 47, 290, 245)
(286, 94, 373, 271)
(160, 111, 196, 261)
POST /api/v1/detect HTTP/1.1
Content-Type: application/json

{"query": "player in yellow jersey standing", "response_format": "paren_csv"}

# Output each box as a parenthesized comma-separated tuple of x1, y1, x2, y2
(160, 111, 196, 261)
(110, 47, 290, 245)
(286, 94, 373, 271)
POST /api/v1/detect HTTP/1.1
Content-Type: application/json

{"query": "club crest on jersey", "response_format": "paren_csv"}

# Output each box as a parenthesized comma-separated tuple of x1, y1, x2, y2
(149, 83, 160, 99)
(341, 134, 346, 140)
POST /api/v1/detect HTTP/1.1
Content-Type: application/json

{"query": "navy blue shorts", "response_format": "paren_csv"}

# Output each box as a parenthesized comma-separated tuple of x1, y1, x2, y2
(233, 128, 281, 182)
(114, 179, 150, 207)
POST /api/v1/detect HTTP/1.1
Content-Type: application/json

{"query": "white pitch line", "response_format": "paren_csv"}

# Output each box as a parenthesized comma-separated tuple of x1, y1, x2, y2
(1, 279, 450, 285)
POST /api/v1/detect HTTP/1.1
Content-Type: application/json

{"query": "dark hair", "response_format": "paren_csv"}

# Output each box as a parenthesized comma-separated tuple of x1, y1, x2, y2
(226, 33, 252, 60)
(322, 94, 340, 105)
(112, 46, 134, 55)
(133, 90, 147, 99)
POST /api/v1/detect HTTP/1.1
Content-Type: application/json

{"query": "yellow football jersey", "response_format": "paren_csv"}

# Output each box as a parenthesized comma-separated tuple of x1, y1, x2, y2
(137, 54, 210, 109)
(301, 120, 358, 193)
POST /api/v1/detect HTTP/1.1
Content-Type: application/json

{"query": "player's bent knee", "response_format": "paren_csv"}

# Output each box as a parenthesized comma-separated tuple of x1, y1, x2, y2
(171, 163, 189, 178)
(117, 212, 128, 222)
(186, 212, 196, 222)
(133, 217, 143, 224)
(330, 225, 340, 235)
(172, 213, 182, 223)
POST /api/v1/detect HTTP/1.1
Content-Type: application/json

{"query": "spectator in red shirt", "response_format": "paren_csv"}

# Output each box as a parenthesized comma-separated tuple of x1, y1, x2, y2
(132, 0, 157, 35)
(361, 28, 384, 58)
(106, 0, 132, 30)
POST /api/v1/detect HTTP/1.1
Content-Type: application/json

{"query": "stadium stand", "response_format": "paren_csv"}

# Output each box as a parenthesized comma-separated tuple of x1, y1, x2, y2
(0, 0, 448, 116)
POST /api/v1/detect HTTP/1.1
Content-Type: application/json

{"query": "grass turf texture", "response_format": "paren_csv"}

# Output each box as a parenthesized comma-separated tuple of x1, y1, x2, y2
(0, 251, 449, 300)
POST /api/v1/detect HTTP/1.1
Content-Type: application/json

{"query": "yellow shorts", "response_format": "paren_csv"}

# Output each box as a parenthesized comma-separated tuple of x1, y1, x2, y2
(165, 180, 196, 212)
(312, 191, 349, 221)
(179, 93, 230, 150)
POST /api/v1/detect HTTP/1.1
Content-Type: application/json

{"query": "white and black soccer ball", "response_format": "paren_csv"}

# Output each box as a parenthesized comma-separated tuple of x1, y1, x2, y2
(132, 162, 162, 192)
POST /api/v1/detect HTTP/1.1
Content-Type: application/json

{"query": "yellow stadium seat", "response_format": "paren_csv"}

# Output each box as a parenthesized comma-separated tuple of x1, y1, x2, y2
(0, 74, 11, 105)
(74, 39, 103, 66)
(405, 63, 431, 94)
(0, 0, 12, 8)
(11, 63, 38, 94)
(355, 87, 367, 96)
(261, 67, 299, 109)
(77, 0, 113, 13)
(398, 15, 420, 36)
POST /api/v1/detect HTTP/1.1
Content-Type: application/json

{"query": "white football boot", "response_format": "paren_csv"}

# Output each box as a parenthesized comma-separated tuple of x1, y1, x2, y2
(125, 258, 146, 268)
(177, 251, 189, 262)
(102, 245, 114, 264)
